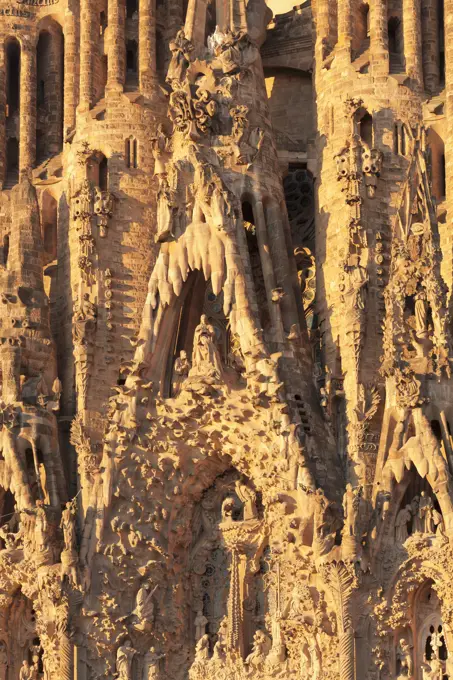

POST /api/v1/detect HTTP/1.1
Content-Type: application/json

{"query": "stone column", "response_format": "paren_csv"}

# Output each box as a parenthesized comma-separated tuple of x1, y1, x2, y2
(107, 0, 125, 92)
(403, 0, 423, 89)
(253, 200, 285, 343)
(64, 10, 78, 137)
(445, 0, 453, 226)
(19, 46, 36, 175)
(184, 0, 208, 48)
(78, 0, 97, 111)
(337, 0, 352, 58)
(370, 0, 389, 76)
(230, 0, 247, 34)
(0, 45, 5, 187)
(139, 0, 156, 96)
(422, 0, 440, 94)
(314, 0, 330, 55)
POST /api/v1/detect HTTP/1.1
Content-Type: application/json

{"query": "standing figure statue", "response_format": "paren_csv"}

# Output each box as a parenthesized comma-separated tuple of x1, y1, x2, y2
(395, 505, 412, 544)
(419, 491, 435, 534)
(116, 640, 137, 680)
(194, 609, 208, 642)
(190, 315, 223, 379)
(143, 647, 164, 680)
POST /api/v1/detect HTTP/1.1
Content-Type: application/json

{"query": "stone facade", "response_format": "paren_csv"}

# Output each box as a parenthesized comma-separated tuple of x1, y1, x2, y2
(0, 0, 451, 678)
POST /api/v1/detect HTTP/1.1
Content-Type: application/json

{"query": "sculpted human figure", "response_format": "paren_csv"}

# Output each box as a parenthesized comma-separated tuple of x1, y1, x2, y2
(116, 640, 136, 680)
(410, 495, 422, 533)
(396, 638, 413, 677)
(245, 630, 270, 668)
(143, 647, 164, 680)
(190, 315, 223, 378)
(167, 29, 193, 83)
(73, 294, 97, 346)
(133, 582, 158, 630)
(151, 124, 169, 176)
(61, 498, 77, 552)
(172, 350, 190, 397)
(194, 609, 208, 642)
(343, 483, 361, 537)
(419, 491, 435, 533)
(19, 661, 32, 680)
(395, 505, 412, 544)
(415, 290, 429, 339)
(194, 634, 210, 662)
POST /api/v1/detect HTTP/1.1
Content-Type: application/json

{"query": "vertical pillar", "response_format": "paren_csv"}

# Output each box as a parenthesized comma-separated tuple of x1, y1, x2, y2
(314, 0, 331, 57)
(422, 0, 440, 94)
(370, 0, 389, 76)
(0, 45, 5, 187)
(64, 10, 78, 136)
(184, 0, 208, 48)
(230, 0, 247, 34)
(19, 46, 36, 175)
(337, 0, 352, 59)
(139, 0, 156, 96)
(253, 200, 285, 344)
(107, 0, 125, 92)
(78, 0, 97, 111)
(403, 0, 423, 89)
(445, 0, 453, 241)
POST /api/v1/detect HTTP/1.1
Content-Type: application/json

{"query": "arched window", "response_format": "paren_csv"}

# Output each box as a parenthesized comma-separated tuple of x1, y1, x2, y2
(353, 3, 370, 57)
(36, 24, 64, 163)
(41, 191, 58, 264)
(99, 156, 108, 191)
(359, 112, 373, 147)
(126, 40, 138, 85)
(126, 138, 138, 169)
(5, 38, 20, 117)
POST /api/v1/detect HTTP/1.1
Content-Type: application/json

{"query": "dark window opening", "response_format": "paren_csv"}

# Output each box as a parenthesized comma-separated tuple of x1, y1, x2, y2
(100, 10, 107, 34)
(99, 156, 108, 191)
(359, 112, 373, 147)
(431, 419, 443, 442)
(5, 138, 19, 188)
(126, 138, 138, 169)
(126, 40, 138, 75)
(126, 0, 138, 19)
(6, 39, 20, 117)
(388, 17, 404, 73)
(3, 235, 9, 267)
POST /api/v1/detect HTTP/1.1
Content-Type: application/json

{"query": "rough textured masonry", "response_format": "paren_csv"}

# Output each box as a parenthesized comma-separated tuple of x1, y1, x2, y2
(0, 0, 450, 678)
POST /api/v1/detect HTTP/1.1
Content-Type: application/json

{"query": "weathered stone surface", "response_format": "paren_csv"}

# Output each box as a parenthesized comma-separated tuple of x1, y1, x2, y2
(0, 0, 451, 679)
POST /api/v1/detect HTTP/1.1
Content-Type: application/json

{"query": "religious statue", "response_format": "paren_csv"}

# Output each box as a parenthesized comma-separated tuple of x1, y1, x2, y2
(194, 609, 208, 642)
(343, 484, 361, 537)
(395, 505, 412, 544)
(19, 661, 32, 680)
(419, 491, 435, 533)
(190, 315, 223, 379)
(167, 29, 193, 83)
(116, 640, 137, 680)
(396, 638, 413, 677)
(94, 188, 114, 238)
(61, 498, 77, 552)
(245, 629, 271, 669)
(151, 124, 169, 176)
(73, 293, 97, 346)
(410, 495, 423, 533)
(414, 290, 429, 339)
(156, 176, 175, 243)
(143, 647, 164, 680)
(210, 177, 236, 233)
(172, 350, 191, 397)
(194, 634, 210, 662)
(133, 582, 158, 630)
